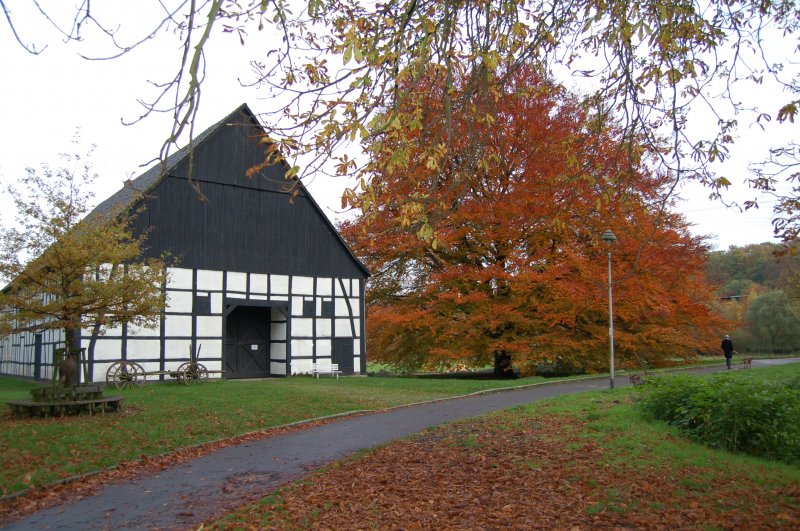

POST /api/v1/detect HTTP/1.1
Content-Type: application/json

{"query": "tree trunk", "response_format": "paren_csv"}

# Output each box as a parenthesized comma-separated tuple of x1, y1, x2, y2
(493, 351, 514, 379)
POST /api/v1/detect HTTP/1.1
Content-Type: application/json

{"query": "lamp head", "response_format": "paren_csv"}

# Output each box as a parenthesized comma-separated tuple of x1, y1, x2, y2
(601, 230, 617, 245)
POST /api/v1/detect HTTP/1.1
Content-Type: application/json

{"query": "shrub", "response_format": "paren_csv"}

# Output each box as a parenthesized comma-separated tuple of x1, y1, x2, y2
(637, 372, 800, 464)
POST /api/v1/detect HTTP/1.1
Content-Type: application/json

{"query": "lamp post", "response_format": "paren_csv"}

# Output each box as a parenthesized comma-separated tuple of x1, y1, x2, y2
(601, 229, 617, 389)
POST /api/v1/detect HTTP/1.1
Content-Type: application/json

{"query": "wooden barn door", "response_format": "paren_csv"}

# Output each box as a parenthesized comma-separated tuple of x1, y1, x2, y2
(332, 338, 354, 374)
(225, 306, 271, 379)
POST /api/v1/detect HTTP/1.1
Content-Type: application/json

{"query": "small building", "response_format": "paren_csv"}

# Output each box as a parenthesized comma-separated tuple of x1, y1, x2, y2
(0, 104, 369, 381)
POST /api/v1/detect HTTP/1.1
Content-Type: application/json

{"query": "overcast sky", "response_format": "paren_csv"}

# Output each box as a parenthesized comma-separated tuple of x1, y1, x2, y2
(0, 2, 794, 251)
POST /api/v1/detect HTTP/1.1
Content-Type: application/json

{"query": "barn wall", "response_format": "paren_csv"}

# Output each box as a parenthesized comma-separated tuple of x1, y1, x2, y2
(83, 267, 365, 381)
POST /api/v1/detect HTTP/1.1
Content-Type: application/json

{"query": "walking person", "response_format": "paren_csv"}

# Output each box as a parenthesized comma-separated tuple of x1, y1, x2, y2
(721, 335, 734, 369)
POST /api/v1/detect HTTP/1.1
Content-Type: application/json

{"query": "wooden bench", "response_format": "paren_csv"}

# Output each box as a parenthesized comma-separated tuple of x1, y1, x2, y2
(310, 363, 342, 379)
(7, 395, 124, 418)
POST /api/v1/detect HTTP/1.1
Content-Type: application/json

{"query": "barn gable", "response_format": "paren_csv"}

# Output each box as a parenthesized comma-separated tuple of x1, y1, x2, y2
(94, 104, 368, 279)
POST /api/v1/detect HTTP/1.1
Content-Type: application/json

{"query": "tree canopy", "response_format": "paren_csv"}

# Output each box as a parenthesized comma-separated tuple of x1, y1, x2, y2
(0, 148, 168, 354)
(4, 0, 799, 244)
(341, 67, 725, 374)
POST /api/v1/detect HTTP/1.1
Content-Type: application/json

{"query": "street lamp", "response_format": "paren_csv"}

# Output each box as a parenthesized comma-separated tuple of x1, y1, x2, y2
(601, 229, 617, 389)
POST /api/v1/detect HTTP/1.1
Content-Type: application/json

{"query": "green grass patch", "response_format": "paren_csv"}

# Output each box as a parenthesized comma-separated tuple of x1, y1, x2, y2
(0, 372, 557, 496)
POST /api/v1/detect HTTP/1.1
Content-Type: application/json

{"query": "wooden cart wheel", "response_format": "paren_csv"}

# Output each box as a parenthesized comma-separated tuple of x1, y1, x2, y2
(178, 362, 208, 384)
(111, 362, 145, 389)
(106, 361, 125, 386)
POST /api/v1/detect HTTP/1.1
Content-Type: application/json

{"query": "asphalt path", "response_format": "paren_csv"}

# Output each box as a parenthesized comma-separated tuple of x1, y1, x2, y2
(5, 358, 798, 530)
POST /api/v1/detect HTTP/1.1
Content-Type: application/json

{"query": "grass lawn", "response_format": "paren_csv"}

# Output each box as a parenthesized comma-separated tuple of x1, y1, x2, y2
(0, 372, 564, 496)
(211, 363, 800, 529)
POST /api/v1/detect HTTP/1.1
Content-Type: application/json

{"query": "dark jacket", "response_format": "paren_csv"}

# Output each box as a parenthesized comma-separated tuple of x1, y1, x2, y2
(721, 338, 734, 357)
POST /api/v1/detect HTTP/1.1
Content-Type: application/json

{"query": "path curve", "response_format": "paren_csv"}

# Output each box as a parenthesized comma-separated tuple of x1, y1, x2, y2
(4, 359, 797, 530)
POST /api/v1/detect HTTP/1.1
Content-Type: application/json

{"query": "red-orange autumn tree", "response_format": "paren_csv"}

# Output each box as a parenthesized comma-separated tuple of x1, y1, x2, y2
(341, 66, 725, 376)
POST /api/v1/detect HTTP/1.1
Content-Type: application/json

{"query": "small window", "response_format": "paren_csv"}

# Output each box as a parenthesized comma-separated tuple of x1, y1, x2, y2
(321, 300, 334, 318)
(302, 300, 315, 317)
(194, 295, 211, 315)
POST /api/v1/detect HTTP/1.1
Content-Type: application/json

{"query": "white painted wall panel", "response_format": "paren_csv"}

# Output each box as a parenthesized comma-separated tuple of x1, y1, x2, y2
(334, 298, 350, 317)
(316, 319, 332, 338)
(166, 290, 193, 313)
(210, 293, 223, 314)
(196, 339, 222, 358)
(127, 339, 160, 358)
(270, 362, 287, 375)
(270, 342, 286, 359)
(270, 275, 289, 295)
(165, 315, 193, 337)
(165, 339, 192, 359)
(292, 276, 314, 295)
(271, 322, 286, 341)
(334, 319, 353, 337)
(349, 298, 361, 316)
(197, 269, 223, 291)
(293, 318, 313, 337)
(250, 274, 269, 294)
(227, 271, 247, 292)
(167, 268, 193, 289)
(316, 339, 331, 356)
(291, 338, 313, 356)
(127, 322, 160, 337)
(202, 359, 222, 372)
(316, 278, 333, 296)
(291, 297, 304, 316)
(292, 358, 312, 375)
(91, 339, 122, 361)
(196, 316, 222, 337)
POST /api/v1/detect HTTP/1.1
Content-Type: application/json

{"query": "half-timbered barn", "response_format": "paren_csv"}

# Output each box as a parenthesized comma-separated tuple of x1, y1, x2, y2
(0, 104, 369, 381)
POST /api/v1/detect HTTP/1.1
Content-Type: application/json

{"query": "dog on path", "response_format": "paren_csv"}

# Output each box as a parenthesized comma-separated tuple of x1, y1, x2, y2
(743, 357, 753, 369)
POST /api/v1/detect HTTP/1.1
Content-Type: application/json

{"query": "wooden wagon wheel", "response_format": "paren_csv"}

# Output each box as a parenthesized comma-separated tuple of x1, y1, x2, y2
(110, 362, 145, 389)
(105, 361, 125, 386)
(178, 362, 208, 384)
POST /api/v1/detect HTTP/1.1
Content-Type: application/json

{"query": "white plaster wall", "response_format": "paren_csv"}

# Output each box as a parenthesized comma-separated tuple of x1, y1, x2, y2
(166, 290, 194, 312)
(292, 276, 314, 295)
(165, 315, 192, 337)
(196, 316, 222, 337)
(127, 322, 160, 337)
(316, 339, 331, 357)
(165, 339, 193, 359)
(89, 339, 122, 361)
(250, 274, 269, 294)
(291, 338, 313, 356)
(292, 358, 312, 374)
(270, 342, 286, 359)
(210, 293, 223, 314)
(127, 339, 160, 358)
(227, 271, 248, 292)
(291, 297, 304, 316)
(197, 269, 223, 291)
(316, 278, 332, 296)
(271, 322, 286, 341)
(334, 298, 350, 316)
(334, 319, 353, 337)
(270, 361, 287, 375)
(196, 339, 222, 358)
(167, 268, 193, 289)
(316, 319, 332, 338)
(271, 275, 289, 295)
(293, 318, 313, 337)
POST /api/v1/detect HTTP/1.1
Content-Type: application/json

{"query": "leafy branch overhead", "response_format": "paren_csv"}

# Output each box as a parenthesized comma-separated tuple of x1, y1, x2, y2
(4, 0, 800, 241)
